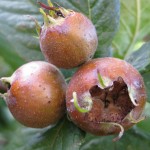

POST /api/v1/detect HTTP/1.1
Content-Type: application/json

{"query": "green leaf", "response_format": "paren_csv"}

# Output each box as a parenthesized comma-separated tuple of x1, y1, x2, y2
(0, 33, 26, 74)
(0, 56, 13, 77)
(142, 72, 150, 102)
(0, 0, 44, 77)
(125, 42, 150, 102)
(2, 118, 85, 150)
(125, 42, 150, 72)
(54, 0, 120, 57)
(113, 0, 150, 58)
(137, 102, 150, 132)
(80, 127, 150, 150)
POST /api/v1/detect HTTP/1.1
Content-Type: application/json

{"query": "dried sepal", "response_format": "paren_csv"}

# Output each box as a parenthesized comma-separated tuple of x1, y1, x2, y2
(128, 85, 139, 106)
(97, 70, 106, 88)
(72, 92, 92, 113)
(125, 111, 146, 124)
(100, 122, 124, 142)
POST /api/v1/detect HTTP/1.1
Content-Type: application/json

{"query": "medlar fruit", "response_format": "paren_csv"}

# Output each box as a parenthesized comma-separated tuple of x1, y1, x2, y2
(0, 61, 66, 128)
(36, 1, 98, 69)
(66, 57, 147, 141)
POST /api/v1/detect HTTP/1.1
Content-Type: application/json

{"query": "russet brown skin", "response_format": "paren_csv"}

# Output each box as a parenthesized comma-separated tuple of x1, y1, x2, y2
(5, 61, 67, 128)
(66, 57, 147, 136)
(40, 12, 98, 69)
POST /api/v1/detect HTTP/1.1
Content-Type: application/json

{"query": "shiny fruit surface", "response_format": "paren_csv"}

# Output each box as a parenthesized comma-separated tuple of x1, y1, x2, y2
(2, 61, 66, 128)
(66, 57, 146, 141)
(38, 2, 98, 68)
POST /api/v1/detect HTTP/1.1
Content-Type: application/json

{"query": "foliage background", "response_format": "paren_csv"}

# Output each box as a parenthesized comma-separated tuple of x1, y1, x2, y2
(0, 0, 150, 149)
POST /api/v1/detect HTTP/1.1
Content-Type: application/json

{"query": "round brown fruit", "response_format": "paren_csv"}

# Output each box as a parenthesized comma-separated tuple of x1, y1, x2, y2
(1, 61, 67, 128)
(66, 57, 147, 141)
(37, 1, 98, 69)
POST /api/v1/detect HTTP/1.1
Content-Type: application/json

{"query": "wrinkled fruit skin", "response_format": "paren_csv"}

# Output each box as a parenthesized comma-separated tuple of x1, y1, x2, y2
(66, 57, 147, 136)
(40, 12, 98, 69)
(5, 61, 66, 128)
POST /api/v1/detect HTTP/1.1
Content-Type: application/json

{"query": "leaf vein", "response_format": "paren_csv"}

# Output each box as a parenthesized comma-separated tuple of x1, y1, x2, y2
(50, 119, 66, 149)
(124, 0, 141, 58)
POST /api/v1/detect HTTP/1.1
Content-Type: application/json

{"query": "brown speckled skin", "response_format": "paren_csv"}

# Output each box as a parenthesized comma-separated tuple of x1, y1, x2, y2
(66, 57, 147, 136)
(40, 12, 98, 69)
(6, 61, 66, 128)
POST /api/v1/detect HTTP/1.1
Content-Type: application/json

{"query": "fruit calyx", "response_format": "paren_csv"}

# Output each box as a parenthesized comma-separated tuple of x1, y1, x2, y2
(35, 0, 73, 32)
(38, 1, 65, 18)
(0, 77, 12, 100)
(71, 73, 145, 141)
(74, 75, 136, 116)
(0, 77, 12, 90)
(0, 80, 8, 94)
(72, 91, 93, 113)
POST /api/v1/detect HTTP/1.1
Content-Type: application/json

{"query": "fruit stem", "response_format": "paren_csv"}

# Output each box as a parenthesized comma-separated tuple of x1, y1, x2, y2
(72, 92, 91, 113)
(97, 70, 106, 88)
